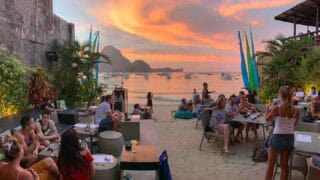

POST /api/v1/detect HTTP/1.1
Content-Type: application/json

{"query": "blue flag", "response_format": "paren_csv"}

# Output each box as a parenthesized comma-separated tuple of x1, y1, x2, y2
(238, 31, 250, 89)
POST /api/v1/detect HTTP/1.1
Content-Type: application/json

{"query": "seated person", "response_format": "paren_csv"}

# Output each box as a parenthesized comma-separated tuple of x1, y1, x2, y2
(293, 86, 305, 104)
(0, 136, 60, 180)
(14, 115, 42, 167)
(306, 87, 319, 102)
(95, 95, 120, 131)
(246, 89, 257, 104)
(209, 95, 234, 154)
(311, 97, 320, 120)
(132, 104, 144, 116)
(236, 91, 245, 106)
(35, 110, 60, 147)
(239, 96, 258, 141)
(225, 95, 244, 143)
(58, 129, 94, 180)
(42, 98, 59, 112)
(178, 98, 189, 112)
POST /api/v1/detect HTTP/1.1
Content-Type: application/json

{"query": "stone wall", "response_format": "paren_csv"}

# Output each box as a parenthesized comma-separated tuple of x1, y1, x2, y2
(0, 0, 74, 67)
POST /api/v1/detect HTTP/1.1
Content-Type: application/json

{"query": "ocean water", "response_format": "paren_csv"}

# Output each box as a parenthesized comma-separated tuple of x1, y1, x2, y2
(99, 72, 244, 105)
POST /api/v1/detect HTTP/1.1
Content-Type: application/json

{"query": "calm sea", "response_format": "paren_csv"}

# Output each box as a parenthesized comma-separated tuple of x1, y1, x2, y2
(99, 72, 244, 105)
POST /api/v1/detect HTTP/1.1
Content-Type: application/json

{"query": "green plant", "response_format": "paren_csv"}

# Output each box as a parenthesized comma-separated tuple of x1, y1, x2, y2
(28, 68, 57, 108)
(256, 36, 313, 99)
(0, 45, 31, 117)
(49, 40, 110, 107)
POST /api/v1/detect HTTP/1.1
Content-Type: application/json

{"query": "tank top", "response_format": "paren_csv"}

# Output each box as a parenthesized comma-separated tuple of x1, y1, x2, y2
(273, 106, 297, 134)
(40, 120, 50, 135)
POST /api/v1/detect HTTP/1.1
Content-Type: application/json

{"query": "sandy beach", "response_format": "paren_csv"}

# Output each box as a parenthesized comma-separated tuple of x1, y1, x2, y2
(147, 104, 304, 180)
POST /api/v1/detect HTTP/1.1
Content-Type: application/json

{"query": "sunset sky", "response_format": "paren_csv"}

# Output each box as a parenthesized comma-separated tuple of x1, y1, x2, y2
(53, 0, 310, 72)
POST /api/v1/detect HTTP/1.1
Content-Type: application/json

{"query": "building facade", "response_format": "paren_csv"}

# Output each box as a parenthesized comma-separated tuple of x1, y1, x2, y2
(0, 0, 74, 67)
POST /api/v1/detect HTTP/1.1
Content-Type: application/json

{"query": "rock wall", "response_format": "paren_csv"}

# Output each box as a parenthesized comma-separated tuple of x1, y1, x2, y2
(0, 0, 74, 67)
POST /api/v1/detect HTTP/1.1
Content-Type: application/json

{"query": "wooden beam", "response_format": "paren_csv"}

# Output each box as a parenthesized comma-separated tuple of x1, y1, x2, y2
(294, 17, 297, 38)
(316, 5, 319, 35)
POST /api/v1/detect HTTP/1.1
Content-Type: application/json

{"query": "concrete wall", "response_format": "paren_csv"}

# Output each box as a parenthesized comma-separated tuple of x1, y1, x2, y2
(0, 0, 74, 67)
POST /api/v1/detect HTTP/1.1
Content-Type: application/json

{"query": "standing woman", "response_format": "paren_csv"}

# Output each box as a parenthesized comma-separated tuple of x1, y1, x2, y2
(265, 86, 299, 180)
(147, 92, 153, 110)
(58, 129, 94, 180)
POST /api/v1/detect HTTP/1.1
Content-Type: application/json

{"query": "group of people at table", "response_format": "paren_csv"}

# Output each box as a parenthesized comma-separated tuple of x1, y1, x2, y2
(178, 83, 320, 180)
(0, 94, 130, 180)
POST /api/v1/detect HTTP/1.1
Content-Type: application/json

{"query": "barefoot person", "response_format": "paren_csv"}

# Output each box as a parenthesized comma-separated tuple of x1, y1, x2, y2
(265, 86, 299, 180)
(209, 94, 233, 155)
(14, 115, 42, 167)
(0, 136, 59, 180)
(35, 110, 60, 147)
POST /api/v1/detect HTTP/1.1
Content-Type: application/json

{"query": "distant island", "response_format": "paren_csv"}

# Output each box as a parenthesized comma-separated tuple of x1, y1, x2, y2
(99, 46, 183, 72)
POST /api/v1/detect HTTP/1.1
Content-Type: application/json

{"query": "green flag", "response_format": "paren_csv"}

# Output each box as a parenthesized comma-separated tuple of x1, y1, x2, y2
(245, 32, 255, 90)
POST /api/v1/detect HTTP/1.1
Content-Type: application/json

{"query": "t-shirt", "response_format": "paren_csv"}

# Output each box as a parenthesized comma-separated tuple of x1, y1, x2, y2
(95, 102, 111, 124)
(307, 91, 319, 99)
(60, 150, 93, 180)
(295, 91, 305, 98)
(225, 103, 237, 122)
(209, 109, 225, 128)
(178, 104, 188, 112)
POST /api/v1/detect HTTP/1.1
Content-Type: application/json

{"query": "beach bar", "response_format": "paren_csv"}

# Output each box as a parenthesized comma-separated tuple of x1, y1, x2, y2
(275, 0, 320, 44)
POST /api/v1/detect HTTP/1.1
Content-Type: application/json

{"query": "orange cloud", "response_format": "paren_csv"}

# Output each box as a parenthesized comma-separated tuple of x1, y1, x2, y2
(218, 0, 299, 17)
(87, 0, 237, 51)
(122, 48, 237, 62)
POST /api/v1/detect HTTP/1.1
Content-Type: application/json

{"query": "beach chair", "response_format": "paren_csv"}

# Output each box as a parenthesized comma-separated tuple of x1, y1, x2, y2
(199, 111, 223, 151)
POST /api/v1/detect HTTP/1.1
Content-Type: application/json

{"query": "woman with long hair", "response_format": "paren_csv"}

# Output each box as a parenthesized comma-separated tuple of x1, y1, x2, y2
(0, 136, 59, 180)
(265, 86, 299, 180)
(210, 94, 233, 155)
(239, 96, 258, 141)
(58, 129, 94, 180)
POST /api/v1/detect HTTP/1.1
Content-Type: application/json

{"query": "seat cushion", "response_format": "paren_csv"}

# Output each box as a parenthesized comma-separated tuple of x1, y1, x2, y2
(174, 111, 195, 119)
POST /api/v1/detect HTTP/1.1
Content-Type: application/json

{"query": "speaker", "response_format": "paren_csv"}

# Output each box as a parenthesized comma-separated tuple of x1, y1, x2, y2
(58, 111, 79, 125)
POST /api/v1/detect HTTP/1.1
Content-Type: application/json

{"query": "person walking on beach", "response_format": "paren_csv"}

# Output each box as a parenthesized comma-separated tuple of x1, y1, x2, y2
(265, 86, 299, 180)
(147, 92, 153, 110)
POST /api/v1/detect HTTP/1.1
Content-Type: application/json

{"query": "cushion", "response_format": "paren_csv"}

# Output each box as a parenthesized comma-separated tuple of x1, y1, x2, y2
(174, 111, 195, 119)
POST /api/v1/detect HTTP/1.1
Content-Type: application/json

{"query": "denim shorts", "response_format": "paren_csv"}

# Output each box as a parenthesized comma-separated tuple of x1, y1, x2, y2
(269, 134, 294, 151)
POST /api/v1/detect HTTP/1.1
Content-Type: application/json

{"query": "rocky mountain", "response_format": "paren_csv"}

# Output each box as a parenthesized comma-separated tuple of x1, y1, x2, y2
(99, 46, 132, 72)
(99, 46, 183, 72)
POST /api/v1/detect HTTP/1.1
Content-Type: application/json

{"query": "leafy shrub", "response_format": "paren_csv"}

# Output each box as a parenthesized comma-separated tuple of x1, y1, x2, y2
(0, 46, 31, 117)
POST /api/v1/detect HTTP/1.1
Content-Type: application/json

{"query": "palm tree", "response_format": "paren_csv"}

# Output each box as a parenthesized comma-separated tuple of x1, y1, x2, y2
(255, 35, 313, 87)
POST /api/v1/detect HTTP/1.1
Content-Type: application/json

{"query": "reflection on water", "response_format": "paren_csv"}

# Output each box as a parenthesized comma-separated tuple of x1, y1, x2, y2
(99, 72, 243, 105)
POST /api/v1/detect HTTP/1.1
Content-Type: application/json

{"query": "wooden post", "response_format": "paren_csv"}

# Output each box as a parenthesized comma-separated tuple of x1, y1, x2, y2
(316, 6, 319, 35)
(293, 17, 297, 39)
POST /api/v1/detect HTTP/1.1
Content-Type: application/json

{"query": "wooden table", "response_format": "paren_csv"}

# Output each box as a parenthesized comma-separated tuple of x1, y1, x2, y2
(289, 131, 320, 178)
(231, 114, 269, 139)
(120, 145, 159, 171)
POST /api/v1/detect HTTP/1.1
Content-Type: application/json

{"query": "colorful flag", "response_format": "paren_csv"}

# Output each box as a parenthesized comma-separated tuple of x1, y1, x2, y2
(88, 25, 93, 52)
(237, 31, 250, 89)
(245, 32, 255, 90)
(250, 30, 260, 91)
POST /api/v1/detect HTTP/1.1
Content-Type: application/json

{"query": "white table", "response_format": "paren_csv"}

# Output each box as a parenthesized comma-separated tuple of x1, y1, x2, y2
(298, 102, 312, 109)
(289, 131, 320, 178)
(231, 114, 269, 139)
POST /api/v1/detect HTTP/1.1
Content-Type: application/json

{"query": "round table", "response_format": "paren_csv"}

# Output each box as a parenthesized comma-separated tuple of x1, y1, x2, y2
(92, 154, 119, 180)
(98, 131, 123, 157)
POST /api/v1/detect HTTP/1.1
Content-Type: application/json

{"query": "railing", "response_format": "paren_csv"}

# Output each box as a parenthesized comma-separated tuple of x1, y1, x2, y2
(287, 31, 320, 46)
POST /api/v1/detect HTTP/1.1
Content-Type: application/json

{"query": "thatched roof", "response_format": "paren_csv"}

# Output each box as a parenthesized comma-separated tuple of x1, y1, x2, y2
(275, 0, 320, 26)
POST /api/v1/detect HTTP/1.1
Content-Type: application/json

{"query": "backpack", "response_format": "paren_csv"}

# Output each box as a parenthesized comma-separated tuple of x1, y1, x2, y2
(159, 150, 172, 180)
(252, 140, 268, 162)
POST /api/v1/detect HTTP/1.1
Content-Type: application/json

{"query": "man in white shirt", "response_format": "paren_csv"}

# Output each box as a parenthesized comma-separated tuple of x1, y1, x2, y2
(95, 95, 120, 131)
(306, 87, 319, 102)
(293, 86, 305, 103)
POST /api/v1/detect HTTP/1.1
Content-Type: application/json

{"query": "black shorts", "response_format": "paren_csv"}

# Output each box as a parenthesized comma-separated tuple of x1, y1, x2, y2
(229, 121, 243, 129)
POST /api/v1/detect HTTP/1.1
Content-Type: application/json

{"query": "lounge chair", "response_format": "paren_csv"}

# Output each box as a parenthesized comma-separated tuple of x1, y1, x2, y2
(198, 111, 223, 151)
